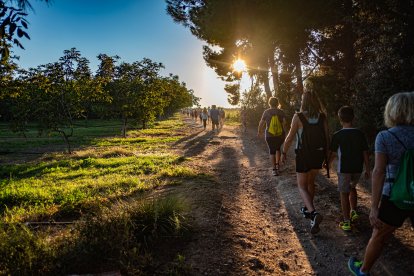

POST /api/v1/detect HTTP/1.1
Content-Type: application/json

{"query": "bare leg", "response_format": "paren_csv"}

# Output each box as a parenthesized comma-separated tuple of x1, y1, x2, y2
(270, 154, 276, 168)
(297, 172, 316, 212)
(275, 150, 281, 167)
(340, 192, 351, 221)
(307, 169, 318, 202)
(360, 224, 396, 273)
(349, 187, 357, 211)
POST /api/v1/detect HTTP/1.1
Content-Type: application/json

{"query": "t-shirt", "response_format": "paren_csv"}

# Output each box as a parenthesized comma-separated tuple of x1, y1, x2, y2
(260, 108, 285, 138)
(330, 128, 369, 173)
(210, 108, 220, 120)
(375, 126, 414, 196)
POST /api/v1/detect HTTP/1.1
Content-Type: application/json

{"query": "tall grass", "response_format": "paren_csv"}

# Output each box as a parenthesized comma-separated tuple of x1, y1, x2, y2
(0, 196, 188, 275)
(0, 114, 196, 274)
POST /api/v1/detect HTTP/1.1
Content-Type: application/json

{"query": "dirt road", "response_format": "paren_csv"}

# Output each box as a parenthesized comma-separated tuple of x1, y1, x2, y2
(169, 117, 413, 276)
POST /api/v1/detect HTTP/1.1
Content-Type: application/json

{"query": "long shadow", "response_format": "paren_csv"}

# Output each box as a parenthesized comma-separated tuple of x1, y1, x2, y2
(185, 144, 246, 275)
(172, 130, 203, 146)
(182, 131, 216, 158)
(240, 126, 261, 167)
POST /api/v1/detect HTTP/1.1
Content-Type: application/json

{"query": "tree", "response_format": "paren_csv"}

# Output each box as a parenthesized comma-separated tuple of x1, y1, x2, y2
(0, 0, 50, 62)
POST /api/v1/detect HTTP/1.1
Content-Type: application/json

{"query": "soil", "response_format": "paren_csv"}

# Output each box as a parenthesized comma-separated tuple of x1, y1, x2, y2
(166, 116, 414, 276)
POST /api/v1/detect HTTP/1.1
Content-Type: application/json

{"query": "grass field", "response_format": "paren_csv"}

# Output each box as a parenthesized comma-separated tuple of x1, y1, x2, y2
(0, 115, 203, 274)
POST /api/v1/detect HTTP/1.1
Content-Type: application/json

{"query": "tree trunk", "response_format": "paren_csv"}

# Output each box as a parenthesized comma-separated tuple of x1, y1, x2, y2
(268, 50, 280, 98)
(343, 0, 356, 100)
(293, 49, 304, 105)
(122, 117, 127, 138)
(260, 71, 272, 99)
(58, 130, 72, 154)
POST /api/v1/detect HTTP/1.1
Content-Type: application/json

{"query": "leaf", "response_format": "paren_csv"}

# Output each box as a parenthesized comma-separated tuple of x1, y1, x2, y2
(17, 28, 23, 38)
(21, 21, 28, 29)
(9, 22, 16, 35)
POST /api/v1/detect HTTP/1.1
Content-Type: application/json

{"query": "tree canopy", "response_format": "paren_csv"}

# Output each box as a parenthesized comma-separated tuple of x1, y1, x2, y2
(166, 0, 414, 132)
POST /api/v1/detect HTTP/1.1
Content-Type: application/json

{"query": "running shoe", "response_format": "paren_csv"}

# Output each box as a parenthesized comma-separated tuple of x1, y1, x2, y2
(350, 210, 359, 222)
(300, 206, 311, 219)
(310, 212, 323, 234)
(339, 220, 352, 231)
(272, 168, 279, 176)
(348, 257, 370, 276)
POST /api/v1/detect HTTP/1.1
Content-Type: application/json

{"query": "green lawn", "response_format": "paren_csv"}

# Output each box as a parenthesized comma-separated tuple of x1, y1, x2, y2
(0, 114, 203, 274)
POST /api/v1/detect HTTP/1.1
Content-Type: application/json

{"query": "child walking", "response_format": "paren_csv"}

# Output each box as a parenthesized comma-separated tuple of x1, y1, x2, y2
(327, 106, 370, 231)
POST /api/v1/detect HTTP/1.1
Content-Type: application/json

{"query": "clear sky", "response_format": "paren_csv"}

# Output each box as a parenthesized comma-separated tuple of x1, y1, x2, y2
(12, 0, 232, 108)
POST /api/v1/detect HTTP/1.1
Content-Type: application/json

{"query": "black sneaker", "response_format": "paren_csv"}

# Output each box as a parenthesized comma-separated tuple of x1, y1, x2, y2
(310, 212, 323, 234)
(300, 206, 311, 219)
(272, 168, 279, 176)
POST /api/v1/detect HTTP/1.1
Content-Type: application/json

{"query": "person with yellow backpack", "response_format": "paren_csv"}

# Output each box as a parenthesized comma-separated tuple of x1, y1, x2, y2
(257, 97, 287, 176)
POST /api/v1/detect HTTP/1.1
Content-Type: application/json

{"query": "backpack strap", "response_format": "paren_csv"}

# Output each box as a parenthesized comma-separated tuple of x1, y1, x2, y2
(387, 130, 407, 150)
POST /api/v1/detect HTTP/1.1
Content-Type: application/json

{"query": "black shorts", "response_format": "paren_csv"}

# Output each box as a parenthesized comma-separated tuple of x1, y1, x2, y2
(211, 119, 219, 125)
(265, 136, 284, 155)
(379, 196, 414, 227)
(295, 149, 324, 173)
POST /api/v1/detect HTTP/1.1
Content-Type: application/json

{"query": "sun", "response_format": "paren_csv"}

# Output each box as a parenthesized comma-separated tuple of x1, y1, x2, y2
(232, 59, 246, 72)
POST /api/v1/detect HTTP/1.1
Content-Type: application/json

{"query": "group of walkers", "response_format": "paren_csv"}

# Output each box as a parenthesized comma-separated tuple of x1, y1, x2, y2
(183, 105, 225, 132)
(257, 89, 414, 275)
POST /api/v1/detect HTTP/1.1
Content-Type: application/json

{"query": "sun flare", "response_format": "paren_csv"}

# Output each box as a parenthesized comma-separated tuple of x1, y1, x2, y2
(232, 59, 246, 72)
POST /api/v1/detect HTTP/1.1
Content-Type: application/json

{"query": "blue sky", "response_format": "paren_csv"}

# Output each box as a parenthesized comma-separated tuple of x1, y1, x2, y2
(13, 0, 232, 107)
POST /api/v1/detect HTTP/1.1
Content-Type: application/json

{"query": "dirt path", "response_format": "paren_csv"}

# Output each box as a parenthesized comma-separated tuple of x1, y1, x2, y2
(169, 117, 414, 276)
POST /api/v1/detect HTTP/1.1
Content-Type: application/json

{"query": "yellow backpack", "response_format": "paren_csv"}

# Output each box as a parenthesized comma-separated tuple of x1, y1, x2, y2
(268, 115, 282, 136)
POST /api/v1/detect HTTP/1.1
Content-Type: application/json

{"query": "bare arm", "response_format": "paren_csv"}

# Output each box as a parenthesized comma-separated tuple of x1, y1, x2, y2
(257, 119, 266, 137)
(281, 114, 300, 160)
(370, 152, 386, 228)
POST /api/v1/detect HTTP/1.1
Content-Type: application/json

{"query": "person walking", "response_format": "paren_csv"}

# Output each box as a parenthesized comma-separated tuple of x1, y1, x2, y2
(281, 87, 329, 234)
(201, 107, 208, 130)
(327, 106, 370, 232)
(210, 105, 220, 132)
(257, 97, 287, 176)
(348, 92, 414, 276)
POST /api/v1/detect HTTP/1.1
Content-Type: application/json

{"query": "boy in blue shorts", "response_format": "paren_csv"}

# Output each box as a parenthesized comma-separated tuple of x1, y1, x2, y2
(327, 106, 370, 231)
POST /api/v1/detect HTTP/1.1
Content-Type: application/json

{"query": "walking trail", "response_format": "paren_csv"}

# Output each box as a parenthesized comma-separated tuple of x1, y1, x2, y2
(165, 116, 413, 276)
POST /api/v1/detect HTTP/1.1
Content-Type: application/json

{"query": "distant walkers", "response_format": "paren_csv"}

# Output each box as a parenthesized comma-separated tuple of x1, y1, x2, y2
(210, 105, 220, 132)
(282, 86, 329, 234)
(201, 107, 208, 130)
(327, 106, 370, 232)
(348, 92, 414, 276)
(257, 97, 287, 176)
(219, 108, 226, 128)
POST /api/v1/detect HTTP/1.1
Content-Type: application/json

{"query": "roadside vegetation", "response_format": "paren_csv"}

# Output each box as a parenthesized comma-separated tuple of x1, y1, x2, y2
(0, 115, 199, 275)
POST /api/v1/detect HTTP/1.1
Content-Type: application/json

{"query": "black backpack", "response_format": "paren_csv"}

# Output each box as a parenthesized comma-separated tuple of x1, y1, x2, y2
(297, 112, 327, 170)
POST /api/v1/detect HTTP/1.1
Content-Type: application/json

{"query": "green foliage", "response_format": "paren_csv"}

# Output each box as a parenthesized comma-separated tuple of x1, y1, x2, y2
(0, 118, 196, 222)
(0, 222, 53, 275)
(167, 0, 414, 133)
(0, 196, 188, 275)
(0, 1, 29, 62)
(241, 84, 267, 128)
